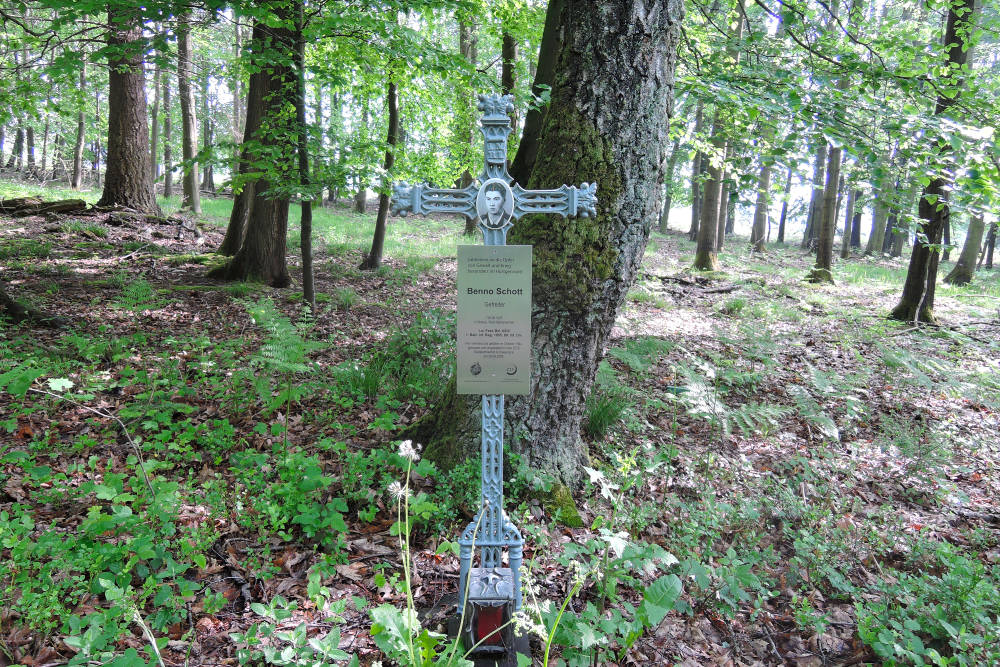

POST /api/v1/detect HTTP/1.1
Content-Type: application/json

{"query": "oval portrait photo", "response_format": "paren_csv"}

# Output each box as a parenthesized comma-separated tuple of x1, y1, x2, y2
(476, 179, 514, 230)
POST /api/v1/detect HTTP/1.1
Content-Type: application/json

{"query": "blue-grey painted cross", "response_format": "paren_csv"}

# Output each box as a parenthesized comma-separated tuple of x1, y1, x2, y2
(391, 93, 597, 619)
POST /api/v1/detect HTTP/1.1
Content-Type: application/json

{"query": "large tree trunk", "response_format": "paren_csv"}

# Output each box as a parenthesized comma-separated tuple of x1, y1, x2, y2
(359, 79, 398, 271)
(177, 11, 201, 214)
(890, 0, 976, 323)
(97, 5, 159, 214)
(415, 0, 683, 489)
(212, 15, 295, 286)
(944, 214, 985, 286)
(72, 65, 86, 190)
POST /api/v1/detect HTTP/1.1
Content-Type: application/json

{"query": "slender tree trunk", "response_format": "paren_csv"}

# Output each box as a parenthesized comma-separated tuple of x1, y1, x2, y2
(459, 18, 479, 234)
(163, 74, 173, 198)
(177, 11, 201, 214)
(295, 3, 314, 308)
(219, 23, 266, 256)
(715, 169, 729, 252)
(359, 78, 398, 271)
(354, 107, 369, 213)
(688, 102, 705, 241)
(40, 114, 49, 178)
(978, 222, 995, 270)
(802, 141, 827, 248)
(694, 109, 723, 270)
(659, 135, 681, 233)
(0, 125, 5, 166)
(201, 73, 214, 192)
(809, 145, 843, 282)
(213, 15, 295, 286)
(25, 126, 35, 176)
(150, 60, 161, 181)
(8, 125, 23, 171)
(942, 215, 951, 262)
(890, 0, 976, 323)
(850, 189, 862, 247)
(944, 214, 984, 285)
(751, 154, 772, 251)
(777, 165, 792, 243)
(415, 0, 683, 488)
(97, 4, 159, 214)
(72, 65, 86, 189)
(509, 0, 563, 185)
(840, 187, 856, 259)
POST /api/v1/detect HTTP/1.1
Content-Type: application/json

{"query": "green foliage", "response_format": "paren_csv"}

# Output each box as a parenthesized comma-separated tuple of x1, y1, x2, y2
(857, 543, 1000, 666)
(606, 336, 675, 374)
(231, 595, 352, 666)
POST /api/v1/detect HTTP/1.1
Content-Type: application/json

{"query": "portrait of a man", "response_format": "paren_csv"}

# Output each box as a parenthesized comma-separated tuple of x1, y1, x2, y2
(477, 180, 513, 230)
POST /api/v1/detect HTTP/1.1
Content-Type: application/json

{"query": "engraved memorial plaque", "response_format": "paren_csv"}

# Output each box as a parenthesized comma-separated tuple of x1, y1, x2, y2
(457, 244, 531, 395)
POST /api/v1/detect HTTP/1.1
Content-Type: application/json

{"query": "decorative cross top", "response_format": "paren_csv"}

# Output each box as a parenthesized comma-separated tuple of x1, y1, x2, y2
(391, 94, 598, 246)
(390, 94, 598, 635)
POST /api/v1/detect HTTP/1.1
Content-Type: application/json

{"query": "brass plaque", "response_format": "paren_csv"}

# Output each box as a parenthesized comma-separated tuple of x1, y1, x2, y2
(457, 245, 532, 395)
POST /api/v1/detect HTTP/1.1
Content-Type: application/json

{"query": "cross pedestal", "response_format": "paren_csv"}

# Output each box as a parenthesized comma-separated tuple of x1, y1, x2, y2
(392, 93, 596, 662)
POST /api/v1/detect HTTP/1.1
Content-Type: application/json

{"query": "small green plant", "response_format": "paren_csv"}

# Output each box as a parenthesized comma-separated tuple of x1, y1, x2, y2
(584, 388, 631, 439)
(114, 277, 164, 312)
(231, 595, 351, 666)
(332, 286, 359, 309)
(0, 238, 52, 259)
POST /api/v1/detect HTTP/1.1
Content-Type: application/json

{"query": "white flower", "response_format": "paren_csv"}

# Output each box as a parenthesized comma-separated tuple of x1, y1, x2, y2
(397, 439, 421, 462)
(511, 610, 547, 641)
(387, 480, 408, 500)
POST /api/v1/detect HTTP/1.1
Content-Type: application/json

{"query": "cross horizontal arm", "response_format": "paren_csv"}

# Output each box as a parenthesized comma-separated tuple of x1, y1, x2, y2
(391, 182, 479, 220)
(511, 182, 598, 220)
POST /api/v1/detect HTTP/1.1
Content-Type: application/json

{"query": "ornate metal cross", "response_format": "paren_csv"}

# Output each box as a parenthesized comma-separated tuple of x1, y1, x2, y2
(391, 93, 596, 615)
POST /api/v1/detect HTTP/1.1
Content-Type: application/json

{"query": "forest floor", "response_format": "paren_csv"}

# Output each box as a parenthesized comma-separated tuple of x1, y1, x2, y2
(2, 180, 1000, 667)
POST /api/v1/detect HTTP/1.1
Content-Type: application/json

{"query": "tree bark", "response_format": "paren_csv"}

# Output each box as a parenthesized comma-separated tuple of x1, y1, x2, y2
(414, 0, 683, 489)
(201, 72, 214, 192)
(97, 5, 159, 213)
(944, 214, 984, 286)
(890, 0, 976, 323)
(850, 189, 862, 247)
(359, 79, 398, 271)
(177, 11, 201, 213)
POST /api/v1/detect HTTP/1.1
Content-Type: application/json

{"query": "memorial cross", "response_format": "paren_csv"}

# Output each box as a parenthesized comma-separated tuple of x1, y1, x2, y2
(391, 93, 596, 617)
